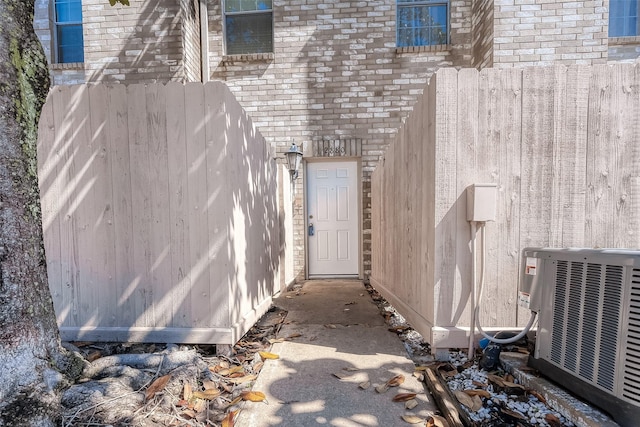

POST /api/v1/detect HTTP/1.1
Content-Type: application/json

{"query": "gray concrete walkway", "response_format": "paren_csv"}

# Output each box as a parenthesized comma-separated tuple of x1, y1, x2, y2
(236, 280, 438, 427)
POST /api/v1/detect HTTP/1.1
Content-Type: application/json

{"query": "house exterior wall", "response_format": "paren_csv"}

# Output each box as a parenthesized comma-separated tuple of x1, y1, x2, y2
(472, 0, 494, 68)
(206, 0, 473, 279)
(491, 0, 609, 67)
(34, 0, 201, 85)
(33, 0, 640, 282)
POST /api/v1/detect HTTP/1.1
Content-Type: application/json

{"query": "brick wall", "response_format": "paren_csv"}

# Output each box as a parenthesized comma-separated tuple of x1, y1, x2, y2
(492, 0, 609, 67)
(181, 0, 201, 82)
(207, 0, 472, 279)
(35, 0, 201, 84)
(472, 0, 494, 67)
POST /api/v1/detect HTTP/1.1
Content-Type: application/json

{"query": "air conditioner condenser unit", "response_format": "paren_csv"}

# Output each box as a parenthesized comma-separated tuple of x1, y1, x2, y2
(520, 248, 640, 427)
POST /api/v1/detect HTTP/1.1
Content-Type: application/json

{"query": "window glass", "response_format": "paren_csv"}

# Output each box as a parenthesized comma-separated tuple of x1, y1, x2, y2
(57, 25, 84, 63)
(609, 0, 640, 37)
(397, 1, 448, 47)
(55, 0, 82, 22)
(224, 0, 273, 55)
(54, 0, 84, 63)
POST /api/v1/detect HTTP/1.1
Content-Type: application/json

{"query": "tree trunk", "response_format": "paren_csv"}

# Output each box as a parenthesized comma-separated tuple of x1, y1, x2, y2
(0, 1, 80, 425)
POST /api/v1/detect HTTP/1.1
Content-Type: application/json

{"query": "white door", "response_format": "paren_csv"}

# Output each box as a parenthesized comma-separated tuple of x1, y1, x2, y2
(307, 161, 359, 276)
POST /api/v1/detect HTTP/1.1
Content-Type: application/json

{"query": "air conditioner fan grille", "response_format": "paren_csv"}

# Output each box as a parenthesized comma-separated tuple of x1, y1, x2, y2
(623, 268, 640, 402)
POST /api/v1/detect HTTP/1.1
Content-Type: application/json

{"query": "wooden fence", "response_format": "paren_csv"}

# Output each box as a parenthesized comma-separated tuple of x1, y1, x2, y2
(371, 64, 640, 351)
(37, 82, 291, 345)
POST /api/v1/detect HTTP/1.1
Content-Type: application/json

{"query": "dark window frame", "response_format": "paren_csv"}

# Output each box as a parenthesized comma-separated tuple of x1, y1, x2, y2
(223, 0, 274, 56)
(52, 0, 84, 63)
(609, 0, 640, 37)
(396, 0, 449, 48)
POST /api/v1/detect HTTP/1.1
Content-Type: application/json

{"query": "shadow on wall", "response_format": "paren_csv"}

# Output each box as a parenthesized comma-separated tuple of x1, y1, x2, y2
(37, 81, 280, 344)
(435, 191, 472, 328)
(84, 0, 200, 83)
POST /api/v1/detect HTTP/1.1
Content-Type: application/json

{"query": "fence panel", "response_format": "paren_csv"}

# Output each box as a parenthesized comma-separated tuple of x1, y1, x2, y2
(37, 82, 282, 344)
(371, 64, 640, 351)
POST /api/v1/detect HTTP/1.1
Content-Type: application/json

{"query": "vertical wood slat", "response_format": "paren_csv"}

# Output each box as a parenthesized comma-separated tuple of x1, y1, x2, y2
(127, 84, 152, 327)
(145, 84, 172, 328)
(434, 68, 458, 327)
(455, 68, 479, 328)
(87, 84, 116, 325)
(108, 84, 136, 326)
(204, 81, 231, 328)
(165, 81, 191, 328)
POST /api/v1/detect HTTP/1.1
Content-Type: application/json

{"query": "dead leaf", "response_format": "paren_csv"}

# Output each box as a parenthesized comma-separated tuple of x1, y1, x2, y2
(392, 392, 417, 402)
(426, 415, 450, 427)
(401, 414, 425, 424)
(286, 333, 302, 339)
(324, 324, 337, 329)
(454, 390, 475, 409)
(343, 367, 359, 372)
(227, 374, 257, 384)
(145, 374, 171, 401)
(487, 374, 506, 387)
(358, 381, 370, 390)
(268, 338, 285, 344)
(202, 379, 218, 390)
(228, 395, 243, 407)
(193, 398, 207, 412)
(285, 295, 294, 299)
(86, 350, 102, 362)
(405, 399, 418, 409)
(463, 389, 491, 398)
(501, 408, 526, 420)
(386, 374, 405, 387)
(470, 395, 483, 411)
(181, 409, 197, 419)
(545, 413, 562, 427)
(333, 372, 351, 380)
(259, 351, 279, 360)
(472, 380, 487, 388)
(183, 382, 193, 400)
(192, 389, 221, 400)
(529, 389, 546, 404)
(221, 410, 238, 427)
(241, 391, 267, 402)
(253, 361, 264, 373)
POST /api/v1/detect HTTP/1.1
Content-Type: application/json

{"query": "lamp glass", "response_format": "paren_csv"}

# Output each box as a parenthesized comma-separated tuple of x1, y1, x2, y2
(285, 143, 303, 176)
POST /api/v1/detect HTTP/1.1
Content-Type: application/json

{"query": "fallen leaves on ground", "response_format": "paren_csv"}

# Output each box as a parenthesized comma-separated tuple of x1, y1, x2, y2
(221, 410, 238, 427)
(241, 390, 267, 402)
(191, 389, 222, 400)
(145, 374, 171, 401)
(426, 415, 450, 427)
(392, 392, 417, 402)
(386, 374, 405, 387)
(401, 414, 425, 424)
(259, 351, 279, 360)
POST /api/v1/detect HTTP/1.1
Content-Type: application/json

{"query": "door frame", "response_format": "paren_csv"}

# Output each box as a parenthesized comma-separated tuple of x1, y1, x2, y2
(304, 157, 362, 279)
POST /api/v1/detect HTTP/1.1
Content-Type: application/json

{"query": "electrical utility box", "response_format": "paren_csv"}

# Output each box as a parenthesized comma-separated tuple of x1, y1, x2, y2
(466, 183, 497, 222)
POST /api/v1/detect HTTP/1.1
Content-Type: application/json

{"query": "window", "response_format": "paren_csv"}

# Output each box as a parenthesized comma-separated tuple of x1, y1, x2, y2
(224, 0, 273, 55)
(609, 0, 640, 37)
(53, 0, 84, 63)
(397, 0, 448, 47)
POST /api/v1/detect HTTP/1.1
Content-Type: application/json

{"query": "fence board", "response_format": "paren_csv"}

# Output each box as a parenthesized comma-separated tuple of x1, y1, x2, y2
(165, 81, 191, 328)
(108, 84, 136, 326)
(87, 84, 117, 325)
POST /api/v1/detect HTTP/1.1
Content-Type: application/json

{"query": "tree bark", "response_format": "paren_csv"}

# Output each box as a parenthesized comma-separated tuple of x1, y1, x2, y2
(0, 1, 80, 425)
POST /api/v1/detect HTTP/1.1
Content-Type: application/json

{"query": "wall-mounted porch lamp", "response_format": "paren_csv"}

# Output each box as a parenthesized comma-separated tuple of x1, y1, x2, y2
(285, 142, 303, 180)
